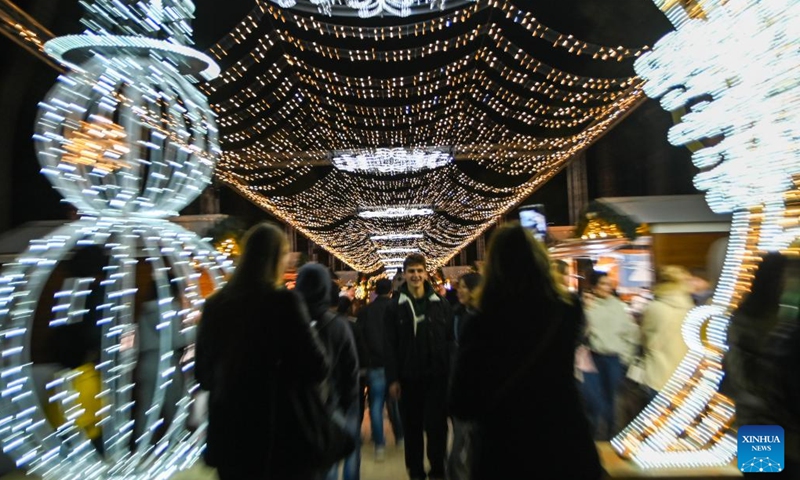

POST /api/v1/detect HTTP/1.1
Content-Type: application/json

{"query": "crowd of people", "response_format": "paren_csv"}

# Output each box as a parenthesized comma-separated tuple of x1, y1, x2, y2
(194, 220, 800, 480)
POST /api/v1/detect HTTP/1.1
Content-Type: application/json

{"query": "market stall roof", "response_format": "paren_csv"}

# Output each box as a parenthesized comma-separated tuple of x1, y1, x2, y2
(596, 194, 732, 224)
(596, 194, 732, 233)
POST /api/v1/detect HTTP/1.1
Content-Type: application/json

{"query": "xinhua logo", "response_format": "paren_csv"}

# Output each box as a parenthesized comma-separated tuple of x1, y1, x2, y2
(738, 425, 784, 473)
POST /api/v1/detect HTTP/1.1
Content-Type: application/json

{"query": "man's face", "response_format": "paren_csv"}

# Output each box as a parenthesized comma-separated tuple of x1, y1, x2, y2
(403, 263, 427, 290)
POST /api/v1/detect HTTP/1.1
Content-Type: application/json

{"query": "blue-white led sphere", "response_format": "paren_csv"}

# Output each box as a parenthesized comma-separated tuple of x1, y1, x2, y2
(0, 217, 232, 479)
(34, 56, 220, 218)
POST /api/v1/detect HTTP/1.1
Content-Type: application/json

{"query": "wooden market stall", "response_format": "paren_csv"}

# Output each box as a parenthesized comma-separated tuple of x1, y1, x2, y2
(549, 194, 732, 297)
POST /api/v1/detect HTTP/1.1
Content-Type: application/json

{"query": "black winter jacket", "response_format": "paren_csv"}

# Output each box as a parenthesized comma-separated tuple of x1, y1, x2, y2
(196, 287, 329, 476)
(357, 295, 392, 368)
(314, 310, 360, 414)
(384, 282, 454, 384)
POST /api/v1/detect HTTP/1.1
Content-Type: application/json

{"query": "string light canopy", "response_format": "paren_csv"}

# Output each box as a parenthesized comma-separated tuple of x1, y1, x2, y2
(204, 0, 653, 273)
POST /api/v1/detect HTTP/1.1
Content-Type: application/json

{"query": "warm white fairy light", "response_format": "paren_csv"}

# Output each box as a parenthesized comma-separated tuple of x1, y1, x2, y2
(0, 0, 229, 478)
(332, 148, 452, 174)
(612, 0, 800, 468)
(198, 0, 650, 273)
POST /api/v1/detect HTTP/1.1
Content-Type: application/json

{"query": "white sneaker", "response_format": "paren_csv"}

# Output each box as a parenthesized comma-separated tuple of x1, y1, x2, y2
(375, 446, 386, 462)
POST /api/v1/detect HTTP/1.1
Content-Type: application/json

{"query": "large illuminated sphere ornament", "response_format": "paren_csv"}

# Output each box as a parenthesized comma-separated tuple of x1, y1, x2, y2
(34, 55, 219, 218)
(612, 0, 800, 468)
(0, 0, 231, 478)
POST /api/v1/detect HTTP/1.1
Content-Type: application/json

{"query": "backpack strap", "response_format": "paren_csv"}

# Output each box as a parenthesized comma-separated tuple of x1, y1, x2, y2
(316, 310, 338, 331)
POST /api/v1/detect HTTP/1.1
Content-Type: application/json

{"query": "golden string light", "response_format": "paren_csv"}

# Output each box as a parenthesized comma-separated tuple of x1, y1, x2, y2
(197, 0, 652, 272)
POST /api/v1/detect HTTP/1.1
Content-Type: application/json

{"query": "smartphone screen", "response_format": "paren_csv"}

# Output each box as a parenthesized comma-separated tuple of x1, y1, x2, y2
(519, 204, 547, 242)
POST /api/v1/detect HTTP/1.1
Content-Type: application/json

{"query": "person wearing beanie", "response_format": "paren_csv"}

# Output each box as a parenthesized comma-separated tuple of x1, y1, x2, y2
(295, 263, 360, 480)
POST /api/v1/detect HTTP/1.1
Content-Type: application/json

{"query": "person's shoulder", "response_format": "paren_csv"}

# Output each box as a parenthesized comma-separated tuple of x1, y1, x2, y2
(273, 287, 302, 302)
(201, 289, 229, 315)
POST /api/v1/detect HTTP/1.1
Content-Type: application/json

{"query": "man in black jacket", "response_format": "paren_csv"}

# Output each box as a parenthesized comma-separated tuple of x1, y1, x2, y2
(357, 278, 404, 461)
(384, 254, 453, 480)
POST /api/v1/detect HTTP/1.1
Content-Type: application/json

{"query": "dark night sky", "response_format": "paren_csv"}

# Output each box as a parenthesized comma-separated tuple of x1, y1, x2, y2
(1, 0, 698, 234)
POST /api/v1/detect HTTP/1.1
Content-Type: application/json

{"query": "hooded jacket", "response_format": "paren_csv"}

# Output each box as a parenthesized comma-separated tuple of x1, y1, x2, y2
(295, 263, 360, 413)
(384, 281, 453, 384)
(357, 295, 391, 368)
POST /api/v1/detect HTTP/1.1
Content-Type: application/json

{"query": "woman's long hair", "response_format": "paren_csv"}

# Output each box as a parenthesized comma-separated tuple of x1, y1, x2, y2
(478, 222, 569, 314)
(222, 222, 288, 294)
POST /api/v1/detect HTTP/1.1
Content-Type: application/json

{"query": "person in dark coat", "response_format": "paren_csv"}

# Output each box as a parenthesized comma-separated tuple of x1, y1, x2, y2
(295, 263, 360, 480)
(448, 222, 604, 480)
(357, 278, 404, 460)
(333, 281, 368, 480)
(384, 253, 454, 480)
(196, 222, 329, 480)
(727, 253, 800, 478)
(446, 271, 481, 480)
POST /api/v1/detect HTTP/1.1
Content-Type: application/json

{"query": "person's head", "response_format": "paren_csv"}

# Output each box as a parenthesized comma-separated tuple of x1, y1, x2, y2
(226, 222, 289, 291)
(337, 295, 353, 315)
(654, 265, 692, 293)
(375, 278, 393, 297)
(738, 252, 789, 316)
(403, 253, 428, 291)
(295, 263, 332, 319)
(456, 272, 482, 307)
(589, 270, 613, 299)
(478, 222, 565, 312)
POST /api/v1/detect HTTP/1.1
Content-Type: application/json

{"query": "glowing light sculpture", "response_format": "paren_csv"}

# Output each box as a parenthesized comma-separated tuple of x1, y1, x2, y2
(370, 233, 424, 241)
(332, 147, 452, 174)
(358, 206, 434, 219)
(270, 0, 473, 18)
(0, 0, 230, 478)
(612, 0, 800, 468)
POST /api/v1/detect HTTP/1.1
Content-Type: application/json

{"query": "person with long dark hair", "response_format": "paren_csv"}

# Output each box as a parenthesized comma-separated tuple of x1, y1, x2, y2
(448, 222, 603, 480)
(196, 222, 329, 480)
(727, 252, 800, 478)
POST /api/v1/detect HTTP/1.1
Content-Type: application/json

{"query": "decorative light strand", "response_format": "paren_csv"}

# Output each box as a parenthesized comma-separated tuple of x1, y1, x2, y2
(612, 0, 800, 468)
(0, 0, 229, 477)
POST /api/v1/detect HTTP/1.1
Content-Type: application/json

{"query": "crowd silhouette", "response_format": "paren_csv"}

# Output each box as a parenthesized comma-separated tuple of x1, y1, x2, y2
(184, 221, 800, 480)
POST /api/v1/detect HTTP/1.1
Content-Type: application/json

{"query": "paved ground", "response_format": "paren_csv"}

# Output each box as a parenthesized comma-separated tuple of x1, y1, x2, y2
(171, 409, 409, 480)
